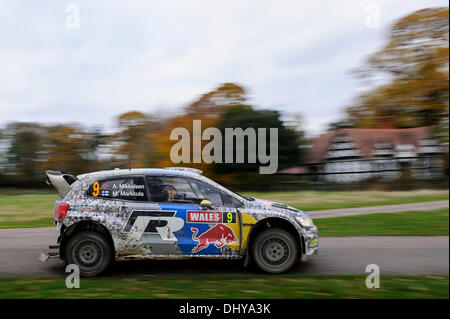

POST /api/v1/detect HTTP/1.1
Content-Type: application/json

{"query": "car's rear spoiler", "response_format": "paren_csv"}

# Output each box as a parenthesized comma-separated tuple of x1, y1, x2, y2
(45, 170, 78, 198)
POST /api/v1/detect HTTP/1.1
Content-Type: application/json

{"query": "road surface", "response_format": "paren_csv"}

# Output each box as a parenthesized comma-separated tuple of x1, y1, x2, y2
(0, 227, 447, 277)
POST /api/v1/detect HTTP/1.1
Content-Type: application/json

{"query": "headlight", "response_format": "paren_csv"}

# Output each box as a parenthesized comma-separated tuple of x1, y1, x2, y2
(295, 215, 314, 228)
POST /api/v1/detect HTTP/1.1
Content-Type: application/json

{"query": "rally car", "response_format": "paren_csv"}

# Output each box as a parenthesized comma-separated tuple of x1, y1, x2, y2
(43, 167, 318, 276)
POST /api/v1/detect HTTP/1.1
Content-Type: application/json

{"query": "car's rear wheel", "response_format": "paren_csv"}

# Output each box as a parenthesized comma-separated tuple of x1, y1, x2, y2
(65, 231, 112, 276)
(252, 228, 298, 274)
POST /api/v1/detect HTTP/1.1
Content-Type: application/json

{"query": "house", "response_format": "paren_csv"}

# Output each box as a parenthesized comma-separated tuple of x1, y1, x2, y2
(301, 127, 444, 183)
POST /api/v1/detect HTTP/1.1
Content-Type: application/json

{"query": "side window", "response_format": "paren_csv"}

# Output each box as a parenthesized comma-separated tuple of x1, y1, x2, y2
(221, 191, 245, 208)
(88, 176, 148, 201)
(146, 176, 200, 204)
(191, 180, 224, 207)
(221, 192, 233, 206)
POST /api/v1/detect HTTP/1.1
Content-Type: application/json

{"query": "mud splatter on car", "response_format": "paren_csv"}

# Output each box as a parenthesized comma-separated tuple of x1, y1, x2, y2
(43, 167, 318, 275)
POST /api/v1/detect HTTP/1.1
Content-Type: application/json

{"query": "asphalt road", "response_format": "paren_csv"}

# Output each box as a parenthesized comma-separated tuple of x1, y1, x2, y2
(0, 227, 447, 277)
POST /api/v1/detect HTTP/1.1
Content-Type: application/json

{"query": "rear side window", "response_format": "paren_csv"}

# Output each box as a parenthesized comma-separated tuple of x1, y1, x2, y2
(88, 176, 148, 201)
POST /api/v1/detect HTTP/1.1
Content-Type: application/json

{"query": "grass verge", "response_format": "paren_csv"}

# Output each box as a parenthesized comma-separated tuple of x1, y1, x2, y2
(246, 189, 449, 211)
(0, 274, 447, 299)
(315, 208, 449, 237)
(0, 191, 57, 228)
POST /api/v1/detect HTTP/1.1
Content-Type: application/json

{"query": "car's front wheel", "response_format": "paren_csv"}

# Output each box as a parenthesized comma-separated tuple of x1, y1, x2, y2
(65, 231, 113, 276)
(252, 228, 298, 273)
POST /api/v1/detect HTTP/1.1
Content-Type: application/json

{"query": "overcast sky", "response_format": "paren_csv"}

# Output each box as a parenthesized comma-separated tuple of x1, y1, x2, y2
(0, 0, 448, 135)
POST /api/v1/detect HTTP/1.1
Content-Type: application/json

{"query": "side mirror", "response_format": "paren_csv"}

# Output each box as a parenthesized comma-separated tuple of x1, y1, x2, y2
(200, 199, 213, 209)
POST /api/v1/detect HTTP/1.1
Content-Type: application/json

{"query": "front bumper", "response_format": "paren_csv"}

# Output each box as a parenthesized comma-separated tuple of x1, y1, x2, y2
(302, 225, 319, 260)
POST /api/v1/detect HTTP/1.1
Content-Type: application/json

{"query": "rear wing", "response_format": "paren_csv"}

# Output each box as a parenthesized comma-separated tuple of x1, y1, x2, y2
(45, 170, 78, 198)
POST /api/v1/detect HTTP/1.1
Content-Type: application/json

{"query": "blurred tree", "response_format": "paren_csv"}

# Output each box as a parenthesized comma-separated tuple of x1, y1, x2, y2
(3, 123, 106, 185)
(186, 82, 247, 117)
(0, 83, 302, 188)
(151, 83, 249, 177)
(287, 113, 308, 163)
(346, 7, 449, 141)
(214, 105, 301, 187)
(42, 125, 100, 175)
(0, 128, 5, 173)
(7, 123, 44, 179)
(111, 111, 162, 168)
(327, 119, 354, 131)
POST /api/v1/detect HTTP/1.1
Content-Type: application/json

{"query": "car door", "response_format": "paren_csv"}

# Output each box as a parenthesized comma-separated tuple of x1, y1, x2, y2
(86, 175, 160, 257)
(145, 175, 242, 256)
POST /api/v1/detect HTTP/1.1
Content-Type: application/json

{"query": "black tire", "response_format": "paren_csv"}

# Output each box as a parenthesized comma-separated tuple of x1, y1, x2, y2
(252, 228, 298, 274)
(65, 231, 113, 277)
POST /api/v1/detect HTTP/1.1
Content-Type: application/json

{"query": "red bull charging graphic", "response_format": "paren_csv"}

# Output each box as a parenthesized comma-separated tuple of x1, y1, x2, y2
(191, 224, 239, 253)
(158, 204, 240, 255)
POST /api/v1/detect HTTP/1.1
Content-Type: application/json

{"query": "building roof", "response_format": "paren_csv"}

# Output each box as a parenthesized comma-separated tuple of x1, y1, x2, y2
(305, 126, 434, 164)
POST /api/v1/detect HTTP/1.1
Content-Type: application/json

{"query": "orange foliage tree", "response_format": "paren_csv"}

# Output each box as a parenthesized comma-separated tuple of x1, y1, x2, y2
(42, 125, 100, 175)
(110, 111, 162, 169)
(149, 83, 249, 180)
(346, 7, 449, 140)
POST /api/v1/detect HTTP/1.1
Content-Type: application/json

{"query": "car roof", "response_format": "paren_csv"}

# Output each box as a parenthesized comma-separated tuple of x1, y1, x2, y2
(77, 168, 200, 180)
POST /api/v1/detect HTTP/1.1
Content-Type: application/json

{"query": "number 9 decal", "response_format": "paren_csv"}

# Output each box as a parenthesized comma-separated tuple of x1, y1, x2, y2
(227, 212, 232, 223)
(92, 181, 99, 197)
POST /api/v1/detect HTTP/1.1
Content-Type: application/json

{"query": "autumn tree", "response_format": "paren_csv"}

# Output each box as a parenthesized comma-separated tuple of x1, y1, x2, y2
(111, 111, 162, 168)
(186, 82, 247, 117)
(42, 125, 101, 175)
(346, 7, 449, 141)
(2, 122, 106, 186)
(150, 83, 249, 176)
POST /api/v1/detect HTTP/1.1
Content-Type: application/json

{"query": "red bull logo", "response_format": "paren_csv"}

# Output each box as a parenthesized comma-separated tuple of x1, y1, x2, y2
(191, 224, 238, 253)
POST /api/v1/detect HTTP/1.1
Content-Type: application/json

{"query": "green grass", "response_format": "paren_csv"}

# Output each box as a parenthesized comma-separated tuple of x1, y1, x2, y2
(0, 274, 447, 299)
(315, 209, 449, 237)
(0, 190, 57, 229)
(245, 189, 449, 211)
(0, 188, 448, 229)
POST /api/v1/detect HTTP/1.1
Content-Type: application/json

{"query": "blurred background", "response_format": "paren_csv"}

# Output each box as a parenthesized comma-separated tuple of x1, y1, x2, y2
(0, 1, 448, 299)
(0, 1, 448, 191)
